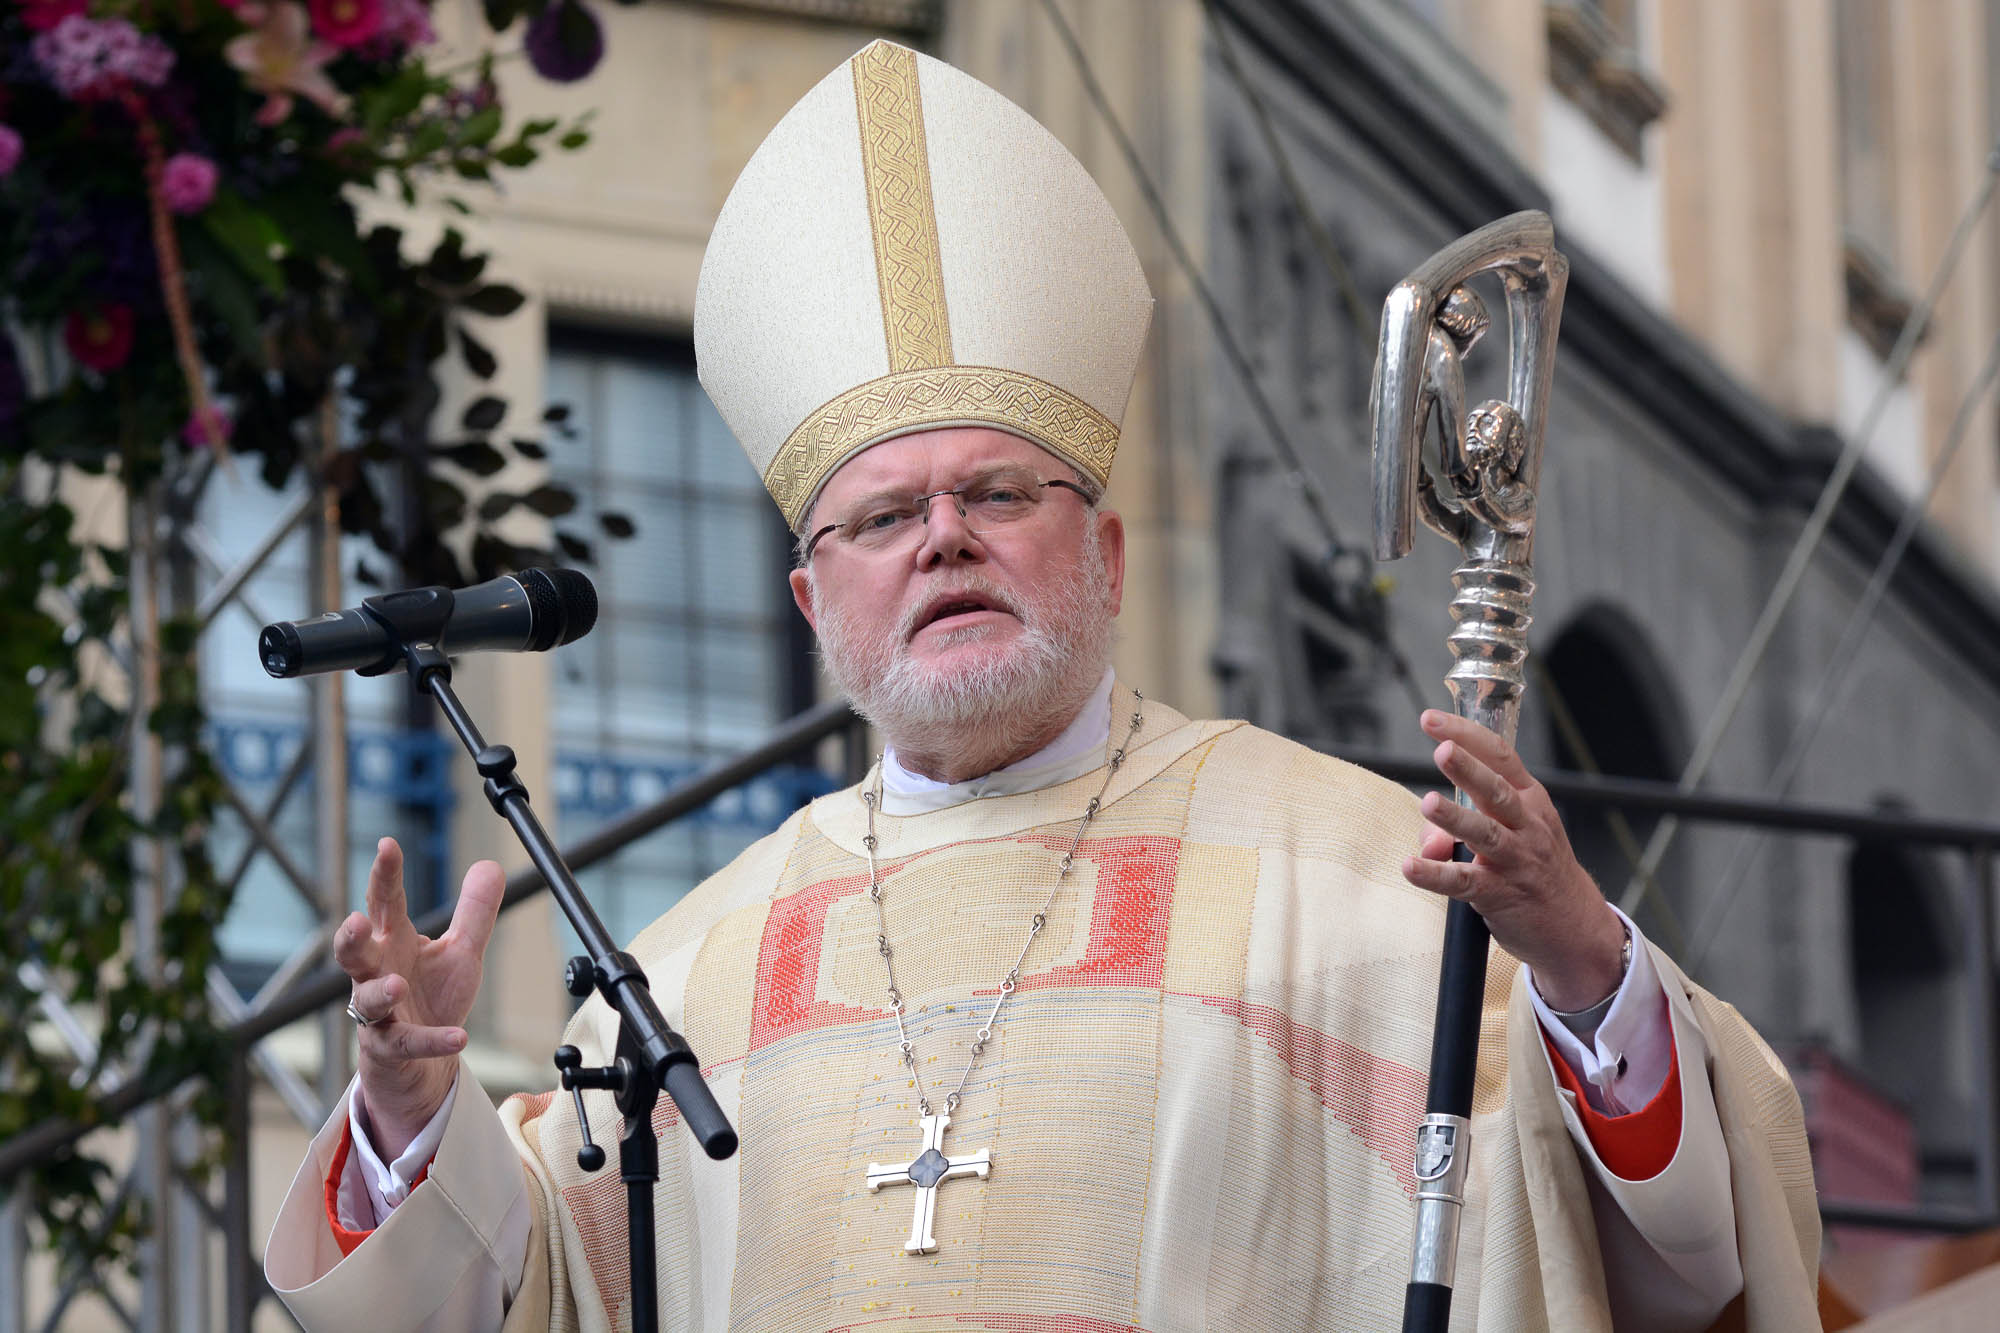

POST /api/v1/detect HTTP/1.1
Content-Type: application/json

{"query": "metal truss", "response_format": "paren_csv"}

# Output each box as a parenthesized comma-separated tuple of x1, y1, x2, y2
(6, 448, 345, 1333)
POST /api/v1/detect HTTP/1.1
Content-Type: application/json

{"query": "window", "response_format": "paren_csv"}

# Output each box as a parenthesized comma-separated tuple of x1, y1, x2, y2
(545, 327, 824, 945)
(1545, 0, 1668, 160)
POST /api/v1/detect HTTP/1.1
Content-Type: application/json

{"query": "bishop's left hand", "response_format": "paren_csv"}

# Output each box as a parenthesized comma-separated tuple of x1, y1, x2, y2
(1401, 709, 1628, 1012)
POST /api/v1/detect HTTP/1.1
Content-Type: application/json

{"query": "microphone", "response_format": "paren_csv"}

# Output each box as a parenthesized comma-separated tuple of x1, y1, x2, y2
(259, 568, 597, 679)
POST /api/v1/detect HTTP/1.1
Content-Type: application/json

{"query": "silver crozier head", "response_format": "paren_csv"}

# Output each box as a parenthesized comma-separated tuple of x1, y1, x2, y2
(1367, 211, 1569, 737)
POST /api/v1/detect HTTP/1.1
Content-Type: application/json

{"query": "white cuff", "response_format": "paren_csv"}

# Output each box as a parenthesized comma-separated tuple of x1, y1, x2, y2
(348, 1074, 459, 1225)
(1526, 906, 1675, 1115)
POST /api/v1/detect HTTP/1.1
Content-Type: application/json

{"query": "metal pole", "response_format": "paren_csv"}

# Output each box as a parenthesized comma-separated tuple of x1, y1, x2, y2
(0, 1191, 26, 1333)
(1971, 846, 2000, 1218)
(308, 410, 351, 1108)
(129, 482, 177, 1333)
(223, 1044, 256, 1333)
(172, 1116, 211, 1333)
(166, 460, 210, 1333)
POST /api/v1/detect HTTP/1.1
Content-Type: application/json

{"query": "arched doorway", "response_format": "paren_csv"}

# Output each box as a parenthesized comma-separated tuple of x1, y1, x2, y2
(1846, 832, 1967, 1195)
(1536, 605, 1691, 952)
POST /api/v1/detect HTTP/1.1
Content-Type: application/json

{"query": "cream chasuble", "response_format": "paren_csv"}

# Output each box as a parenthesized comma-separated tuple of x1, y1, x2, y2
(270, 683, 1821, 1331)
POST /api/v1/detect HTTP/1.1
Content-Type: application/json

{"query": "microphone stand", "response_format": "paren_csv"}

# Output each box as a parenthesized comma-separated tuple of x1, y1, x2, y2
(362, 589, 738, 1333)
(1367, 213, 1567, 1332)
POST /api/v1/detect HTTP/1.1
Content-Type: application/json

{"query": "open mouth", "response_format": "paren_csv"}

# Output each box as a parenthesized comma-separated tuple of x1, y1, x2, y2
(911, 592, 1011, 636)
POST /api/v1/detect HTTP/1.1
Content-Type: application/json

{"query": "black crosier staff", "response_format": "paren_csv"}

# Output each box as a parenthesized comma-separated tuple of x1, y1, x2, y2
(1368, 211, 1569, 1333)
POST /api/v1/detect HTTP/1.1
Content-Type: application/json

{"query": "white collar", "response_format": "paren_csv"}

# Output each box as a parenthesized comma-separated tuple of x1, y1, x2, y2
(878, 669, 1116, 815)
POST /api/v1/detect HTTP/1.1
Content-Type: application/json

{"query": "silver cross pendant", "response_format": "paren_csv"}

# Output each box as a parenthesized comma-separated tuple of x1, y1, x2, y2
(864, 1112, 991, 1254)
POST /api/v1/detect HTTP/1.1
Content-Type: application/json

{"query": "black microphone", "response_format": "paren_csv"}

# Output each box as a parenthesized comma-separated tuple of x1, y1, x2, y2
(259, 568, 598, 679)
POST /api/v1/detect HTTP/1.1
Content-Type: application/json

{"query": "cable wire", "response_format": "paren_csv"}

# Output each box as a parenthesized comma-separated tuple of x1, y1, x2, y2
(1618, 143, 2000, 915)
(1034, 0, 1430, 718)
(1194, 0, 1704, 922)
(1683, 319, 2000, 971)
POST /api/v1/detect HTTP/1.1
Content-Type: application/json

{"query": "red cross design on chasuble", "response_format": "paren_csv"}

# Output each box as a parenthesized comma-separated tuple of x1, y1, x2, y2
(747, 835, 1184, 1051)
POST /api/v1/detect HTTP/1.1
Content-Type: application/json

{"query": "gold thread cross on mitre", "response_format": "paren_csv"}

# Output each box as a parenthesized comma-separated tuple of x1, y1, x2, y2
(865, 1112, 990, 1254)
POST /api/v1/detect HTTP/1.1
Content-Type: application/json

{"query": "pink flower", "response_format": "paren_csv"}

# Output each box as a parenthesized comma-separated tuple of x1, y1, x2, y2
(183, 406, 233, 448)
(160, 153, 219, 214)
(0, 125, 21, 177)
(360, 0, 432, 55)
(225, 2, 349, 126)
(32, 15, 176, 101)
(17, 0, 85, 33)
(307, 0, 381, 48)
(64, 304, 136, 373)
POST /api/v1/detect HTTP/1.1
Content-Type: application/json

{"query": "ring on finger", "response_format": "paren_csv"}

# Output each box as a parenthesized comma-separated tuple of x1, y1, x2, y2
(345, 996, 381, 1028)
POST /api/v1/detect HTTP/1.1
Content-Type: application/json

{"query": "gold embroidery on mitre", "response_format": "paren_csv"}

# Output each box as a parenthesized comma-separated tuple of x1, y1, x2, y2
(851, 42, 953, 373)
(765, 366, 1121, 528)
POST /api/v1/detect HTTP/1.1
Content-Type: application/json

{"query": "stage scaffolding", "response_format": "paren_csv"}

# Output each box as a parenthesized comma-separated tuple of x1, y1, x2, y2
(1, 457, 1996, 1330)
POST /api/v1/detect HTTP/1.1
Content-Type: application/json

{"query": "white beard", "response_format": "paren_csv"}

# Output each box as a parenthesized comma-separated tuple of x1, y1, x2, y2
(809, 525, 1114, 767)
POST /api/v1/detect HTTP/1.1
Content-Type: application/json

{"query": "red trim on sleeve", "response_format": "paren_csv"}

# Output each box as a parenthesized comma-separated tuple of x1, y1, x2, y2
(1543, 1026, 1684, 1182)
(322, 1116, 432, 1258)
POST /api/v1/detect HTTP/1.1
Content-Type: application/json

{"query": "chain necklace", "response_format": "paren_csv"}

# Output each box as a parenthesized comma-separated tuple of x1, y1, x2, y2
(859, 691, 1144, 1254)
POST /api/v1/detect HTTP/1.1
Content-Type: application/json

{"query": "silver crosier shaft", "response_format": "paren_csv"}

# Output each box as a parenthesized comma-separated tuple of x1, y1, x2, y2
(1368, 210, 1568, 1333)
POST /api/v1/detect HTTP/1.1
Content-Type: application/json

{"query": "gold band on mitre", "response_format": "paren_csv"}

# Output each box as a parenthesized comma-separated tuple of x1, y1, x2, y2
(694, 40, 1154, 530)
(765, 366, 1120, 529)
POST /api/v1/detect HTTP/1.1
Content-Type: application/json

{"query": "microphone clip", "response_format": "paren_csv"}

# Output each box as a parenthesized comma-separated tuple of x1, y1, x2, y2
(357, 586, 457, 681)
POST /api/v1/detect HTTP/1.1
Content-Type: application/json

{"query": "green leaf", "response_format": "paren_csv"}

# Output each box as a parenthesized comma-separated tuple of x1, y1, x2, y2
(257, 186, 373, 289)
(492, 143, 536, 169)
(459, 105, 503, 147)
(178, 226, 265, 367)
(198, 191, 287, 293)
(457, 325, 497, 379)
(427, 229, 486, 288)
(362, 65, 433, 135)
(461, 396, 507, 431)
(598, 512, 635, 538)
(425, 476, 468, 528)
(436, 440, 508, 476)
(511, 438, 548, 460)
(542, 404, 571, 424)
(558, 129, 591, 151)
(521, 484, 578, 518)
(482, 0, 526, 30)
(556, 531, 594, 563)
(408, 119, 451, 158)
(462, 284, 525, 317)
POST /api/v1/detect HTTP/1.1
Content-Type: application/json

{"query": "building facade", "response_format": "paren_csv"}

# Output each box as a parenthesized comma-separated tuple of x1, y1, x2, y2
(189, 0, 2000, 1311)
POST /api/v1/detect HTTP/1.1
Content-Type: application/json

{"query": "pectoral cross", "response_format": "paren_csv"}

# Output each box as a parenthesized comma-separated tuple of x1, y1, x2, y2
(865, 1112, 991, 1254)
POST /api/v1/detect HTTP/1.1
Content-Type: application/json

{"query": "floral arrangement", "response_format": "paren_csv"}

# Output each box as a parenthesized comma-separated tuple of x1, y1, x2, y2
(2, 0, 607, 501)
(0, 0, 629, 1284)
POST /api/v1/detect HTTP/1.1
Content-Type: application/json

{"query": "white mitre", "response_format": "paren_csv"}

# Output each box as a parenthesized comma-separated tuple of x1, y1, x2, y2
(695, 39, 1155, 530)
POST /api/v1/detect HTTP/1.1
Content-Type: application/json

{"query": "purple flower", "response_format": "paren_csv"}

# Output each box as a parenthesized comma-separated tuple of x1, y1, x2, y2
(31, 15, 176, 101)
(159, 153, 219, 215)
(0, 126, 21, 177)
(524, 0, 602, 84)
(380, 0, 435, 48)
(356, 0, 435, 60)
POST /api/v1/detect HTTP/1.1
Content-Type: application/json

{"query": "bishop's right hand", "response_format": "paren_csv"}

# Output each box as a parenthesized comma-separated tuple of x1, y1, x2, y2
(336, 838, 505, 1161)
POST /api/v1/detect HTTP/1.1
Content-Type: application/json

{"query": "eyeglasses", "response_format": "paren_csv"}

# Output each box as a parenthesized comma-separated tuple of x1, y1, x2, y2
(802, 468, 1094, 561)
